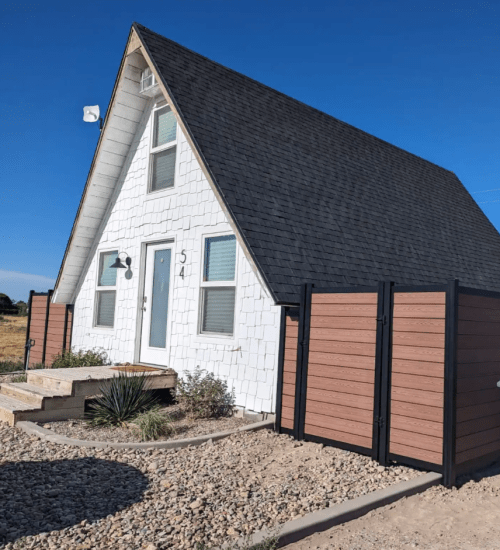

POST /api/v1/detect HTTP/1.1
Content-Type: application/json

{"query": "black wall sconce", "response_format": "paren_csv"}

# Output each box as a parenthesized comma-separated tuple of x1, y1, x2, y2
(110, 252, 133, 280)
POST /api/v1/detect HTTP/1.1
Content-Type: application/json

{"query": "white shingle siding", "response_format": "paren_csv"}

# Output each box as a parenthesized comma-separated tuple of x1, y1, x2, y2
(72, 99, 281, 414)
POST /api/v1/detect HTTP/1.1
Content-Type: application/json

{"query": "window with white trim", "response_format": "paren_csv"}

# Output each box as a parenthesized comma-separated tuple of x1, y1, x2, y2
(94, 250, 118, 328)
(199, 235, 237, 336)
(148, 104, 177, 193)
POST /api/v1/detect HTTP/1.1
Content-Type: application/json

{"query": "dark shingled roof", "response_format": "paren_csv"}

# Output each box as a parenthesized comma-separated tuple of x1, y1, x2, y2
(135, 23, 500, 305)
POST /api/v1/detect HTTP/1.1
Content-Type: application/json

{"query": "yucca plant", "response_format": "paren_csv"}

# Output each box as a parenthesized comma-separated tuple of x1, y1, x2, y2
(132, 406, 175, 441)
(85, 371, 158, 427)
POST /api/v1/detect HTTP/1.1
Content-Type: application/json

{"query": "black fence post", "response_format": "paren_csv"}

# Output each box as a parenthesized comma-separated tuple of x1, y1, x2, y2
(41, 289, 54, 366)
(275, 306, 287, 433)
(294, 283, 313, 440)
(24, 290, 35, 369)
(443, 279, 459, 487)
(375, 281, 394, 466)
(372, 282, 385, 461)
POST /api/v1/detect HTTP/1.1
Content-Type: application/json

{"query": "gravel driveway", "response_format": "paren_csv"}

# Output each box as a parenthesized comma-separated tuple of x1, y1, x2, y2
(0, 422, 421, 549)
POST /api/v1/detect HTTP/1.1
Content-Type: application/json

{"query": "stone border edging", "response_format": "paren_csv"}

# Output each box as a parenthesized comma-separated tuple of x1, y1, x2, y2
(16, 419, 274, 449)
(221, 471, 443, 549)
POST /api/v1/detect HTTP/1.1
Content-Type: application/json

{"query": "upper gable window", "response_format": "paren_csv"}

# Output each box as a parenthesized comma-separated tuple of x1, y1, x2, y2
(149, 105, 177, 193)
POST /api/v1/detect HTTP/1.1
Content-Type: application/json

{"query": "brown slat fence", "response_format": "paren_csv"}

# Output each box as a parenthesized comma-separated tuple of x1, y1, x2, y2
(276, 280, 500, 487)
(24, 290, 74, 368)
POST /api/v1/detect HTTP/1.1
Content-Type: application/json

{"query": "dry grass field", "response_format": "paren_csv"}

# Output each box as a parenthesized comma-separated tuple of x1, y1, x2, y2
(0, 315, 27, 362)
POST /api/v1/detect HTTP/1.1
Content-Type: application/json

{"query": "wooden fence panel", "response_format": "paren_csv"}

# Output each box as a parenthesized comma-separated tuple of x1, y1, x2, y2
(456, 292, 500, 465)
(303, 291, 378, 451)
(280, 310, 299, 431)
(389, 292, 446, 465)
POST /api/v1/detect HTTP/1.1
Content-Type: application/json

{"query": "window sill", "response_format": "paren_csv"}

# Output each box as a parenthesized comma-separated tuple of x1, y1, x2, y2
(192, 334, 238, 347)
(144, 186, 177, 201)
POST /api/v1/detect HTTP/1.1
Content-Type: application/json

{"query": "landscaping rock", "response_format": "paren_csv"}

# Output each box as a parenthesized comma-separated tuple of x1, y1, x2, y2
(0, 421, 421, 549)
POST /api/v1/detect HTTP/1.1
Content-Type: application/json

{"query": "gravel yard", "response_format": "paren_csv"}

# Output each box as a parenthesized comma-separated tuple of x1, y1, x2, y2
(283, 461, 500, 550)
(42, 404, 254, 443)
(0, 421, 421, 549)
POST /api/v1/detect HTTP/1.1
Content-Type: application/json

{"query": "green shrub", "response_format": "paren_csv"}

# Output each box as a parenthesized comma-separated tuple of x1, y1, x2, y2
(50, 348, 109, 369)
(132, 406, 175, 441)
(11, 373, 27, 383)
(85, 371, 158, 427)
(176, 366, 236, 420)
(0, 359, 24, 374)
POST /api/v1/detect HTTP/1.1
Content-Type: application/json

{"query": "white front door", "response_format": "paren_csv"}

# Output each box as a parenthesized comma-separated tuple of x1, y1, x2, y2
(139, 243, 173, 365)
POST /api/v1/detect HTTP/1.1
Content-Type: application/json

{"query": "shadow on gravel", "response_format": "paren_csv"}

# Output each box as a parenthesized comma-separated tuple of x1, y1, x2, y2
(0, 457, 148, 545)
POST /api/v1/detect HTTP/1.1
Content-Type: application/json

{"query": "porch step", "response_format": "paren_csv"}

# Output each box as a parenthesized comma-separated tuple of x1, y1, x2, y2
(0, 394, 83, 426)
(0, 382, 84, 411)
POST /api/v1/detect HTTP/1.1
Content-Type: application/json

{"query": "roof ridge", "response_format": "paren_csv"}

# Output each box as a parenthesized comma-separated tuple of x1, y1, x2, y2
(133, 22, 456, 176)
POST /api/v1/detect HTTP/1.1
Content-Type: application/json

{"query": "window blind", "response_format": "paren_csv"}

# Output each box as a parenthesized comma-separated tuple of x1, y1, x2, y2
(154, 107, 177, 148)
(204, 235, 236, 281)
(151, 147, 176, 191)
(98, 251, 118, 286)
(202, 288, 235, 334)
(96, 290, 116, 327)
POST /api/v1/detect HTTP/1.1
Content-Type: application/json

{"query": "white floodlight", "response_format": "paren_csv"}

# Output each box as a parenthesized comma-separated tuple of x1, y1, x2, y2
(83, 105, 103, 130)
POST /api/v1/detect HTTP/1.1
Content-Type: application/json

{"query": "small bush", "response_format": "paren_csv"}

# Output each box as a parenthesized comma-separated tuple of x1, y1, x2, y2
(176, 366, 236, 420)
(50, 348, 109, 369)
(85, 371, 158, 427)
(0, 359, 24, 374)
(132, 406, 175, 441)
(11, 373, 27, 383)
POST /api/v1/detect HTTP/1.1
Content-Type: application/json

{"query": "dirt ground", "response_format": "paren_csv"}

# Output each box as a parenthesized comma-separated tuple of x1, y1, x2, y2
(283, 461, 500, 550)
(0, 315, 27, 361)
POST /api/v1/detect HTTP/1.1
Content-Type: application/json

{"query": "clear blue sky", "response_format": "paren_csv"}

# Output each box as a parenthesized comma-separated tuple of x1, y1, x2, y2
(1, 0, 499, 301)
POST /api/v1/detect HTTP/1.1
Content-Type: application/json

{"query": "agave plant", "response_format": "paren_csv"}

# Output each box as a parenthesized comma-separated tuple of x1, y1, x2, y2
(85, 371, 158, 427)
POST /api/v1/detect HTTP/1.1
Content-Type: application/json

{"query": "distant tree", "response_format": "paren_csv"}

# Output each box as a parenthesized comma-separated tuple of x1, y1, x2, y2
(13, 300, 28, 316)
(0, 294, 19, 315)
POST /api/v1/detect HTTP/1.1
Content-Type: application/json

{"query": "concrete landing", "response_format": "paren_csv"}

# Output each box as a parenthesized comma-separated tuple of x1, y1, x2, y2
(0, 365, 177, 426)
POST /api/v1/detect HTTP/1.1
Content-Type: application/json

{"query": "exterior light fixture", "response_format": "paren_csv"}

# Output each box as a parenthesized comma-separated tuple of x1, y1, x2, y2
(110, 252, 133, 280)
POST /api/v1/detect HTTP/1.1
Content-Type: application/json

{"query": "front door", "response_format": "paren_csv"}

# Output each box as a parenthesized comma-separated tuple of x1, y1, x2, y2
(139, 243, 172, 365)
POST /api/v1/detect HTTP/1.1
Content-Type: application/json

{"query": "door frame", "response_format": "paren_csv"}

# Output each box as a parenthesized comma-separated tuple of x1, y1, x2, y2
(133, 238, 175, 366)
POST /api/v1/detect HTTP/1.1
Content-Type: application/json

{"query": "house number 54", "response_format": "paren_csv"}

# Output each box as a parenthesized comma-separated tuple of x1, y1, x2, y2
(180, 250, 186, 279)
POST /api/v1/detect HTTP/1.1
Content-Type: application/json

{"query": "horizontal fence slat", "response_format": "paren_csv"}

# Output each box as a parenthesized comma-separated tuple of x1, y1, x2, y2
(457, 375, 500, 393)
(455, 440, 500, 464)
(459, 294, 500, 311)
(284, 348, 297, 363)
(458, 334, 500, 350)
(457, 348, 500, 364)
(393, 304, 446, 319)
(310, 304, 377, 318)
(390, 427, 443, 453)
(308, 352, 375, 370)
(285, 336, 298, 350)
(456, 414, 500, 438)
(307, 375, 374, 397)
(305, 400, 373, 424)
(459, 306, 500, 323)
(392, 344, 445, 363)
(309, 340, 376, 358)
(305, 411, 372, 437)
(391, 386, 444, 408)
(392, 332, 445, 349)
(281, 418, 294, 430)
(456, 389, 500, 408)
(311, 293, 378, 305)
(282, 383, 295, 398)
(306, 387, 373, 410)
(456, 427, 500, 454)
(389, 442, 442, 465)
(283, 372, 295, 385)
(458, 320, 500, 336)
(307, 363, 375, 384)
(457, 362, 500, 378)
(456, 401, 500, 423)
(309, 316, 377, 331)
(391, 318, 446, 334)
(283, 360, 296, 373)
(281, 407, 294, 421)
(391, 358, 444, 378)
(393, 292, 446, 305)
(281, 394, 295, 410)
(390, 414, 443, 438)
(309, 327, 377, 344)
(392, 372, 444, 393)
(304, 424, 372, 450)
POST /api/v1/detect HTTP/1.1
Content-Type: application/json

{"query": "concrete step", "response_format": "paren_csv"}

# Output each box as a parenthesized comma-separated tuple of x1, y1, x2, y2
(27, 372, 73, 394)
(0, 383, 84, 411)
(0, 393, 85, 426)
